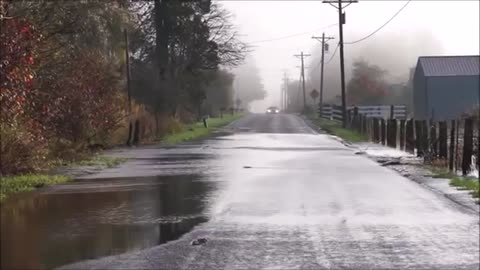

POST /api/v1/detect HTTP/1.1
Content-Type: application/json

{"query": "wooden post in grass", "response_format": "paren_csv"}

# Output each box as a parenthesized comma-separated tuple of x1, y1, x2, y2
(132, 119, 140, 145)
(439, 121, 448, 160)
(399, 120, 406, 150)
(381, 119, 386, 145)
(430, 122, 438, 159)
(386, 119, 392, 147)
(462, 117, 474, 176)
(422, 120, 429, 156)
(415, 120, 423, 156)
(389, 119, 397, 148)
(449, 120, 455, 171)
(373, 118, 379, 143)
(346, 109, 350, 128)
(353, 107, 359, 131)
(406, 119, 414, 153)
(362, 115, 367, 135)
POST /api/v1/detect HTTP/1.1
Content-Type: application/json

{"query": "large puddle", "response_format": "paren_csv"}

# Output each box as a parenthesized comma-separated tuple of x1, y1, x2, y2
(1, 174, 216, 269)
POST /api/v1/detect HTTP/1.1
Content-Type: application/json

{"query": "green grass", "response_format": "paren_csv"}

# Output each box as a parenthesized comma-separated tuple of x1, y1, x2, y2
(75, 155, 128, 168)
(161, 114, 243, 145)
(0, 174, 71, 202)
(311, 118, 368, 143)
(427, 166, 480, 199)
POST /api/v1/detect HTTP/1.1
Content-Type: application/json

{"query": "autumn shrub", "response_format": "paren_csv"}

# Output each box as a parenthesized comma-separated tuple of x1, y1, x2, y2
(0, 121, 48, 175)
(0, 17, 48, 175)
(33, 50, 126, 150)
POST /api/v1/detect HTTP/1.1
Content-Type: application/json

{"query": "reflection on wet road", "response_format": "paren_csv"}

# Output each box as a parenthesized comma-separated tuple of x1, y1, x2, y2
(1, 114, 479, 269)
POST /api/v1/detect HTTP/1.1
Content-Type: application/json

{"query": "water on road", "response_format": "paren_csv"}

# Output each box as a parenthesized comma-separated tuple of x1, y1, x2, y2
(1, 114, 479, 270)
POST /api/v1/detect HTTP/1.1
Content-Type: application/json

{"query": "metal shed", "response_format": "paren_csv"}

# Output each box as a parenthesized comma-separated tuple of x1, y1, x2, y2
(413, 55, 480, 121)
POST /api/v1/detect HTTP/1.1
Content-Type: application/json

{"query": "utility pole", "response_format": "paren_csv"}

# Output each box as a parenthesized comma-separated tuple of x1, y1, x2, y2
(124, 29, 132, 112)
(312, 33, 334, 117)
(282, 72, 289, 112)
(124, 28, 134, 146)
(323, 0, 357, 127)
(294, 52, 311, 114)
(280, 79, 284, 111)
(285, 75, 289, 112)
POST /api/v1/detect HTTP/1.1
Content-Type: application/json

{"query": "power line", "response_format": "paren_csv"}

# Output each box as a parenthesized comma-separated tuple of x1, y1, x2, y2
(247, 23, 338, 44)
(345, 0, 412, 45)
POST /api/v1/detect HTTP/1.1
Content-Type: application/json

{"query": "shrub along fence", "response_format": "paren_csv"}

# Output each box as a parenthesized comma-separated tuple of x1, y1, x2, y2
(319, 104, 479, 177)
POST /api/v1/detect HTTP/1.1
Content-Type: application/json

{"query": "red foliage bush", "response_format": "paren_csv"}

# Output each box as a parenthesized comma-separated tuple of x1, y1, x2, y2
(0, 18, 40, 126)
(1, 17, 125, 174)
(36, 51, 125, 145)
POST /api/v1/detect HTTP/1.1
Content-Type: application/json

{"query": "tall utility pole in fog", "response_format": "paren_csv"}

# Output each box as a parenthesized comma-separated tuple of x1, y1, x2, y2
(323, 0, 357, 127)
(294, 52, 311, 114)
(312, 33, 334, 117)
(283, 72, 289, 111)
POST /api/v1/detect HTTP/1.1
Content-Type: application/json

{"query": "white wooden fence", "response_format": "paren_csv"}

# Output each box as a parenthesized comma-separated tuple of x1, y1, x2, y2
(320, 104, 407, 121)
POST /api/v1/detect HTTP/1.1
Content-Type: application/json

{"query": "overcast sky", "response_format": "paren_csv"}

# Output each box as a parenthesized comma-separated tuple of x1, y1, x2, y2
(220, 0, 480, 112)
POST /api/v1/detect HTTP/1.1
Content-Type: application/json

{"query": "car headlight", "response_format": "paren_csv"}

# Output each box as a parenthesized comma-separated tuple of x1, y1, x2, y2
(275, 109, 279, 113)
(267, 109, 271, 113)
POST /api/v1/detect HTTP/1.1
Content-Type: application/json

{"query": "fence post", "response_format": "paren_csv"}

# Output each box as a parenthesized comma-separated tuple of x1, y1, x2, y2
(373, 118, 379, 143)
(387, 119, 392, 147)
(430, 122, 438, 159)
(381, 119, 386, 145)
(389, 119, 397, 148)
(346, 109, 352, 128)
(462, 117, 474, 176)
(406, 119, 414, 154)
(362, 115, 367, 134)
(415, 120, 423, 157)
(421, 120, 429, 157)
(399, 119, 405, 150)
(449, 120, 455, 171)
(439, 121, 448, 160)
(353, 107, 359, 131)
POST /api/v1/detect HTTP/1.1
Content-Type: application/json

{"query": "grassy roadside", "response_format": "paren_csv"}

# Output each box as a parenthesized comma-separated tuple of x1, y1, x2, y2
(0, 174, 71, 202)
(1, 156, 128, 202)
(161, 113, 243, 145)
(309, 117, 367, 143)
(427, 166, 480, 199)
(73, 155, 128, 168)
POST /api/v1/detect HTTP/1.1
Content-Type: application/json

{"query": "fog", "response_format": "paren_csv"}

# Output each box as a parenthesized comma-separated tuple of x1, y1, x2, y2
(222, 0, 480, 112)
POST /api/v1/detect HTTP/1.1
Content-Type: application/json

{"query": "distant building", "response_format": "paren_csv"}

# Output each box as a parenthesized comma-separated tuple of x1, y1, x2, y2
(413, 55, 479, 120)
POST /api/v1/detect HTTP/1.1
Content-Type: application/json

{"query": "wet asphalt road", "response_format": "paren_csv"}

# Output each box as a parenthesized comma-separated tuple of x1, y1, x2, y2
(2, 113, 479, 269)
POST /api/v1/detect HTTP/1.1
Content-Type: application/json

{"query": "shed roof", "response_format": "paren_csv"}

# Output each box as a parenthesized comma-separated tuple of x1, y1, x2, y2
(418, 55, 479, 77)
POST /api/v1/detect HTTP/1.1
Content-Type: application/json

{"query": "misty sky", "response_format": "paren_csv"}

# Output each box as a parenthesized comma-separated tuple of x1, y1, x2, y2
(221, 0, 480, 112)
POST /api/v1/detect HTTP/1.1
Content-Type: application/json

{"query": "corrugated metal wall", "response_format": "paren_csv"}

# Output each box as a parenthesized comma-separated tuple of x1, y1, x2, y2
(427, 76, 479, 120)
(413, 65, 428, 119)
(414, 66, 479, 120)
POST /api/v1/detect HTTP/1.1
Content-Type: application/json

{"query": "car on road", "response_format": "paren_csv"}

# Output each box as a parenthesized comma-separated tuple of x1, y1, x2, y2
(266, 106, 280, 114)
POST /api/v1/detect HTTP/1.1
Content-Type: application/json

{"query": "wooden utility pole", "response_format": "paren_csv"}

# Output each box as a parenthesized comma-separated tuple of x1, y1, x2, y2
(282, 72, 289, 111)
(124, 29, 132, 111)
(294, 52, 311, 114)
(124, 28, 134, 146)
(312, 33, 334, 117)
(322, 0, 357, 127)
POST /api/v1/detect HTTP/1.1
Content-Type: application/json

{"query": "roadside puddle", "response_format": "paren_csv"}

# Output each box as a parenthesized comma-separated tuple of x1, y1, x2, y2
(0, 175, 215, 269)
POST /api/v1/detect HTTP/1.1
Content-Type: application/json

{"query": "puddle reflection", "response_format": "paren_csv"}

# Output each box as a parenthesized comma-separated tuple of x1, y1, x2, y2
(1, 175, 215, 269)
